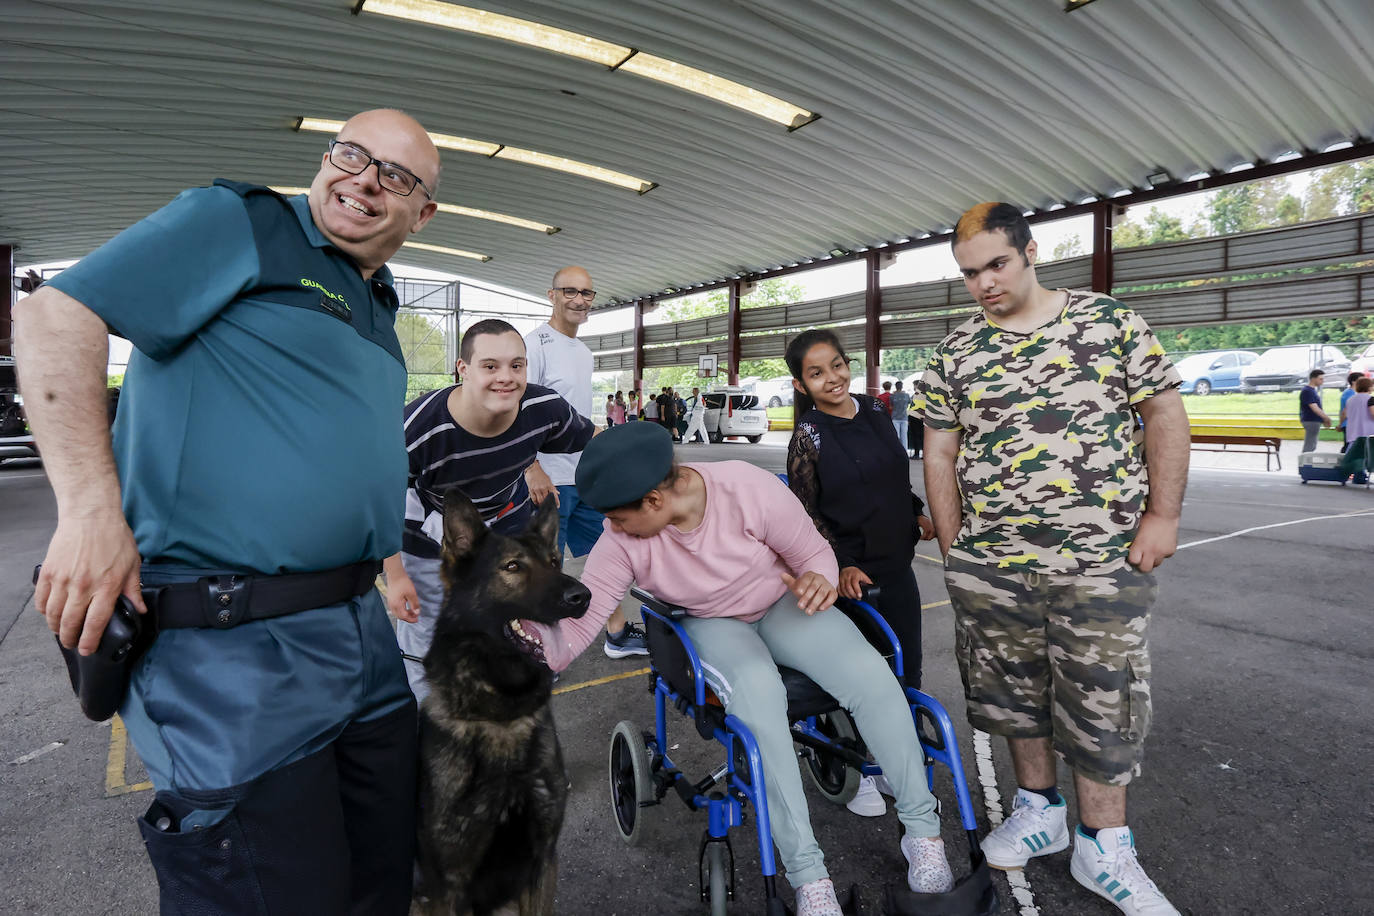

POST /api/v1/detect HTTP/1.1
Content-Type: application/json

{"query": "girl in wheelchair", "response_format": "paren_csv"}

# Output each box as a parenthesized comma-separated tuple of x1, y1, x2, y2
(520, 421, 955, 916)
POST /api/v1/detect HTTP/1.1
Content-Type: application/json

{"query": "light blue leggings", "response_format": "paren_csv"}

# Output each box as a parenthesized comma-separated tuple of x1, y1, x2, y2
(680, 591, 940, 888)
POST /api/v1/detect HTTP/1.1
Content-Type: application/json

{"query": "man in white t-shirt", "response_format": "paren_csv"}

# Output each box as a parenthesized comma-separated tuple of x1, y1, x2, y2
(524, 265, 648, 658)
(682, 386, 708, 443)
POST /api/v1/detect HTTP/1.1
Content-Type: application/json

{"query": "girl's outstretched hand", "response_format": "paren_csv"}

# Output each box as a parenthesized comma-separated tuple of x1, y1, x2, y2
(780, 571, 838, 615)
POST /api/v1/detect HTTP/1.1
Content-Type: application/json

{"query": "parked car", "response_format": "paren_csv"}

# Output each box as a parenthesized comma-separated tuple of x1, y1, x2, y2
(1240, 345, 1350, 392)
(0, 356, 39, 465)
(701, 388, 767, 443)
(1174, 350, 1259, 395)
(753, 376, 795, 409)
(1349, 342, 1374, 379)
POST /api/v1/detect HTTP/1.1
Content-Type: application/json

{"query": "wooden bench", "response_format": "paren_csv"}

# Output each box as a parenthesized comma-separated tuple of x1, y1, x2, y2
(1188, 433, 1284, 470)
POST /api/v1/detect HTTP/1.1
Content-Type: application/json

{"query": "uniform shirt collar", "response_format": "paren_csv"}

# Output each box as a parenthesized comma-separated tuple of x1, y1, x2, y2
(286, 193, 395, 287)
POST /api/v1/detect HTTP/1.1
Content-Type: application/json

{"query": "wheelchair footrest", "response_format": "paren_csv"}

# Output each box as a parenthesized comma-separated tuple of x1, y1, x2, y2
(877, 856, 999, 916)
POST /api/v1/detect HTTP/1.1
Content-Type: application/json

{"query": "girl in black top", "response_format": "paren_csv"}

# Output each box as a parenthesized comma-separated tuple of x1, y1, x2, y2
(785, 328, 935, 688)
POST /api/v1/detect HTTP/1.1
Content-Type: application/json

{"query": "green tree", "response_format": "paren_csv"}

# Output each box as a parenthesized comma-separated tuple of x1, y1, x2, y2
(1112, 206, 1197, 249)
(1051, 234, 1084, 260)
(1204, 177, 1293, 235)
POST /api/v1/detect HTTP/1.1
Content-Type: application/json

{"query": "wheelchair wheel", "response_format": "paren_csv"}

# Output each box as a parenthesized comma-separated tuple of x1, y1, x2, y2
(803, 710, 862, 805)
(705, 842, 729, 916)
(608, 720, 659, 846)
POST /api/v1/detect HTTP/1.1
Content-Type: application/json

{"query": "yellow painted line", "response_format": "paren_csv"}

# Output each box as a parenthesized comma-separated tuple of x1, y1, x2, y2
(105, 715, 153, 797)
(916, 553, 943, 565)
(553, 667, 651, 696)
(921, 599, 951, 610)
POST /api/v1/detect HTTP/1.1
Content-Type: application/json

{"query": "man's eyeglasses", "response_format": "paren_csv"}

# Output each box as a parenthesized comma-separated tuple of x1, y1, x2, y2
(327, 140, 432, 199)
(555, 287, 597, 301)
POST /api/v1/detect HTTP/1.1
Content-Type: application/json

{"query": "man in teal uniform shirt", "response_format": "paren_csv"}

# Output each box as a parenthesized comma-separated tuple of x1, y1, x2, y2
(16, 109, 439, 914)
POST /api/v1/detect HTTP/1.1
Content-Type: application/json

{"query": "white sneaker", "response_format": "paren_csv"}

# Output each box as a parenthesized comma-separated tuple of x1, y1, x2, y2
(1070, 826, 1180, 915)
(901, 834, 955, 894)
(873, 773, 895, 796)
(794, 877, 844, 916)
(982, 788, 1070, 869)
(846, 775, 887, 817)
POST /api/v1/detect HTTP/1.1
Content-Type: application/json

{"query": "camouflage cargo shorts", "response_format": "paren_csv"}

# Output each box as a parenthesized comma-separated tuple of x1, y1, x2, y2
(944, 555, 1157, 786)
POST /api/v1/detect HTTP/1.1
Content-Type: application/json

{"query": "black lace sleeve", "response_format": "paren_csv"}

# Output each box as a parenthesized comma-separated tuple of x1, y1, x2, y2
(787, 425, 852, 565)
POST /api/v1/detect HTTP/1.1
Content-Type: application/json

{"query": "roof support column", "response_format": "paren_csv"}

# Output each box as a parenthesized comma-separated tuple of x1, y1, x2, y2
(727, 280, 741, 385)
(1090, 200, 1115, 294)
(633, 299, 645, 391)
(0, 245, 12, 357)
(864, 251, 881, 395)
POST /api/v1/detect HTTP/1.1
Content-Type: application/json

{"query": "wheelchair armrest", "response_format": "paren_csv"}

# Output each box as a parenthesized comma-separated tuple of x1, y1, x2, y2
(631, 585, 689, 620)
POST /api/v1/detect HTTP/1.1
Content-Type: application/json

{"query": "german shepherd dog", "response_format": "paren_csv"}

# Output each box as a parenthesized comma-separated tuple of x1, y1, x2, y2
(413, 488, 591, 916)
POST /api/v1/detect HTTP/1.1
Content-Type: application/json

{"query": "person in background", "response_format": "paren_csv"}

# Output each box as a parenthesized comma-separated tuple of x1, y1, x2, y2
(682, 386, 708, 444)
(628, 388, 642, 420)
(785, 327, 937, 819)
(877, 379, 893, 416)
(610, 390, 627, 427)
(605, 393, 617, 426)
(524, 265, 648, 659)
(643, 387, 660, 425)
(1299, 369, 1332, 452)
(1339, 371, 1362, 452)
(890, 380, 913, 456)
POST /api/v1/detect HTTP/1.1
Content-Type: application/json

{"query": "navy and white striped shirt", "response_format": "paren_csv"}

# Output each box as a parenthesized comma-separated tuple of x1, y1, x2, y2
(401, 383, 594, 558)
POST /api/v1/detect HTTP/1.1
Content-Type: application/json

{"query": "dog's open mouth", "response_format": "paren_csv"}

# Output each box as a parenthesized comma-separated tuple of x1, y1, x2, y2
(505, 619, 547, 665)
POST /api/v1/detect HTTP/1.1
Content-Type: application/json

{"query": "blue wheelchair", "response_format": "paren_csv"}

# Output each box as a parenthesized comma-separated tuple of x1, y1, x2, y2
(607, 586, 999, 915)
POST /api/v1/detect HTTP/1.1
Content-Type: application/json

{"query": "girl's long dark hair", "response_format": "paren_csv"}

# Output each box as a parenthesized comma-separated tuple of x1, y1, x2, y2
(785, 328, 850, 426)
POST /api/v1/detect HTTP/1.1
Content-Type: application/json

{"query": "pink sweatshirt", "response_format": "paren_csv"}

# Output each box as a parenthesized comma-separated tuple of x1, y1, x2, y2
(528, 461, 839, 672)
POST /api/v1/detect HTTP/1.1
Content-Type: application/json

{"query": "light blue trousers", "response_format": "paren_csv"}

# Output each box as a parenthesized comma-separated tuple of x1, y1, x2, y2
(680, 591, 940, 888)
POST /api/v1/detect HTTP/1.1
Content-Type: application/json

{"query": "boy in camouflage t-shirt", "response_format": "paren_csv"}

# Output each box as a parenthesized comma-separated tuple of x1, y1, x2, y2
(918, 203, 1189, 916)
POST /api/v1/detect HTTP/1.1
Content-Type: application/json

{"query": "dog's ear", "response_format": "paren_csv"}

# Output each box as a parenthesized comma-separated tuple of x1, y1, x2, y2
(442, 486, 488, 562)
(528, 496, 561, 555)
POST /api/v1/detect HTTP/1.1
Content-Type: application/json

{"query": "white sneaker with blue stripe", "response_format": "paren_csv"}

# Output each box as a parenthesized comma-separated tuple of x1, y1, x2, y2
(1070, 825, 1180, 915)
(982, 788, 1070, 869)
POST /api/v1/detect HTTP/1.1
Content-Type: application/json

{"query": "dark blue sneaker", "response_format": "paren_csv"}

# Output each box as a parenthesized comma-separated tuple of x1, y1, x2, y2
(603, 621, 650, 658)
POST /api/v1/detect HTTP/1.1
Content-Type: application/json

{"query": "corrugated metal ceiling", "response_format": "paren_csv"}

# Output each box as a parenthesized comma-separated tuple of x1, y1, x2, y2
(3, 0, 1372, 304)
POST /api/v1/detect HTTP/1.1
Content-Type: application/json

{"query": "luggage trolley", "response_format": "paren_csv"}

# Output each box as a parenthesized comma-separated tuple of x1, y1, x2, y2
(607, 586, 998, 915)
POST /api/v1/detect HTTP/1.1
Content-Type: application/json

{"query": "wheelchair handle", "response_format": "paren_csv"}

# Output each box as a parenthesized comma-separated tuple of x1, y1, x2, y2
(631, 585, 689, 620)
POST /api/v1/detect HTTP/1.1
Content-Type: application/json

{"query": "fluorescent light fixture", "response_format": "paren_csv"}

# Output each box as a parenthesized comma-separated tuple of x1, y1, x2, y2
(493, 146, 656, 193)
(296, 115, 654, 193)
(354, 0, 817, 130)
(827, 246, 850, 258)
(1146, 169, 1173, 187)
(403, 241, 491, 262)
(358, 0, 633, 66)
(616, 53, 818, 130)
(435, 202, 559, 234)
(269, 186, 558, 234)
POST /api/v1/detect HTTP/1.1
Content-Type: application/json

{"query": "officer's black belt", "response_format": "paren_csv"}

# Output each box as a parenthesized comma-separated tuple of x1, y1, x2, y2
(147, 560, 382, 630)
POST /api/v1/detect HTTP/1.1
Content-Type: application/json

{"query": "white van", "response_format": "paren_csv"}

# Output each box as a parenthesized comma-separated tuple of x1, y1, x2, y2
(701, 387, 768, 443)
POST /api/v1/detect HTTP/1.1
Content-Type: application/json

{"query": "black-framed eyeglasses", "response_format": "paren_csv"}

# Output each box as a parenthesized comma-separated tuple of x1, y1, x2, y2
(327, 140, 432, 199)
(555, 287, 597, 301)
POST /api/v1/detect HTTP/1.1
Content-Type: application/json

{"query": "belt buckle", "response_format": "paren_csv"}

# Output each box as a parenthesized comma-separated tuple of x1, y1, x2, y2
(201, 575, 253, 629)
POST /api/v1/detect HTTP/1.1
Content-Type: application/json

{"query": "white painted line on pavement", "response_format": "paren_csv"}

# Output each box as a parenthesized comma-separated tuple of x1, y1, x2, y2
(10, 740, 65, 765)
(1177, 508, 1374, 551)
(973, 729, 1040, 915)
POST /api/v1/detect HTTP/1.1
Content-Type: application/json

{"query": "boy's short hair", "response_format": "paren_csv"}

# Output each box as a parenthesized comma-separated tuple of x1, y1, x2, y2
(1309, 369, 1325, 381)
(1348, 372, 1363, 387)
(953, 202, 1033, 259)
(460, 318, 522, 363)
(1356, 377, 1372, 393)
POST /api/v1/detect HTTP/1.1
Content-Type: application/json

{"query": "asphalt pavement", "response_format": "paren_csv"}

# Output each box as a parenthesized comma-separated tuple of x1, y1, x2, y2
(1, 439, 1369, 915)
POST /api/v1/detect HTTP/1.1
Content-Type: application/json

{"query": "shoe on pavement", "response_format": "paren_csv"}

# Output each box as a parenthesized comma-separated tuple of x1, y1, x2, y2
(873, 773, 895, 796)
(846, 774, 887, 816)
(901, 834, 955, 894)
(603, 621, 650, 658)
(1070, 826, 1180, 915)
(982, 788, 1070, 869)
(795, 877, 844, 916)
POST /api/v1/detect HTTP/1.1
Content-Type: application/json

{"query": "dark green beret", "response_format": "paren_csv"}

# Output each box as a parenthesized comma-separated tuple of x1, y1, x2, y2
(576, 421, 675, 511)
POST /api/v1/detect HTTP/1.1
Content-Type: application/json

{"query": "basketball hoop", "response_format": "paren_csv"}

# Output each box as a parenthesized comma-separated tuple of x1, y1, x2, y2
(697, 353, 717, 380)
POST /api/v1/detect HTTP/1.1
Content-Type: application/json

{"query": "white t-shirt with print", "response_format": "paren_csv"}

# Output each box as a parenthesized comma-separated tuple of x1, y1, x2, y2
(525, 321, 594, 486)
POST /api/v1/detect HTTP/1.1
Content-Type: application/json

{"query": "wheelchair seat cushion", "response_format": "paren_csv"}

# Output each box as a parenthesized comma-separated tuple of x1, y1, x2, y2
(778, 665, 843, 721)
